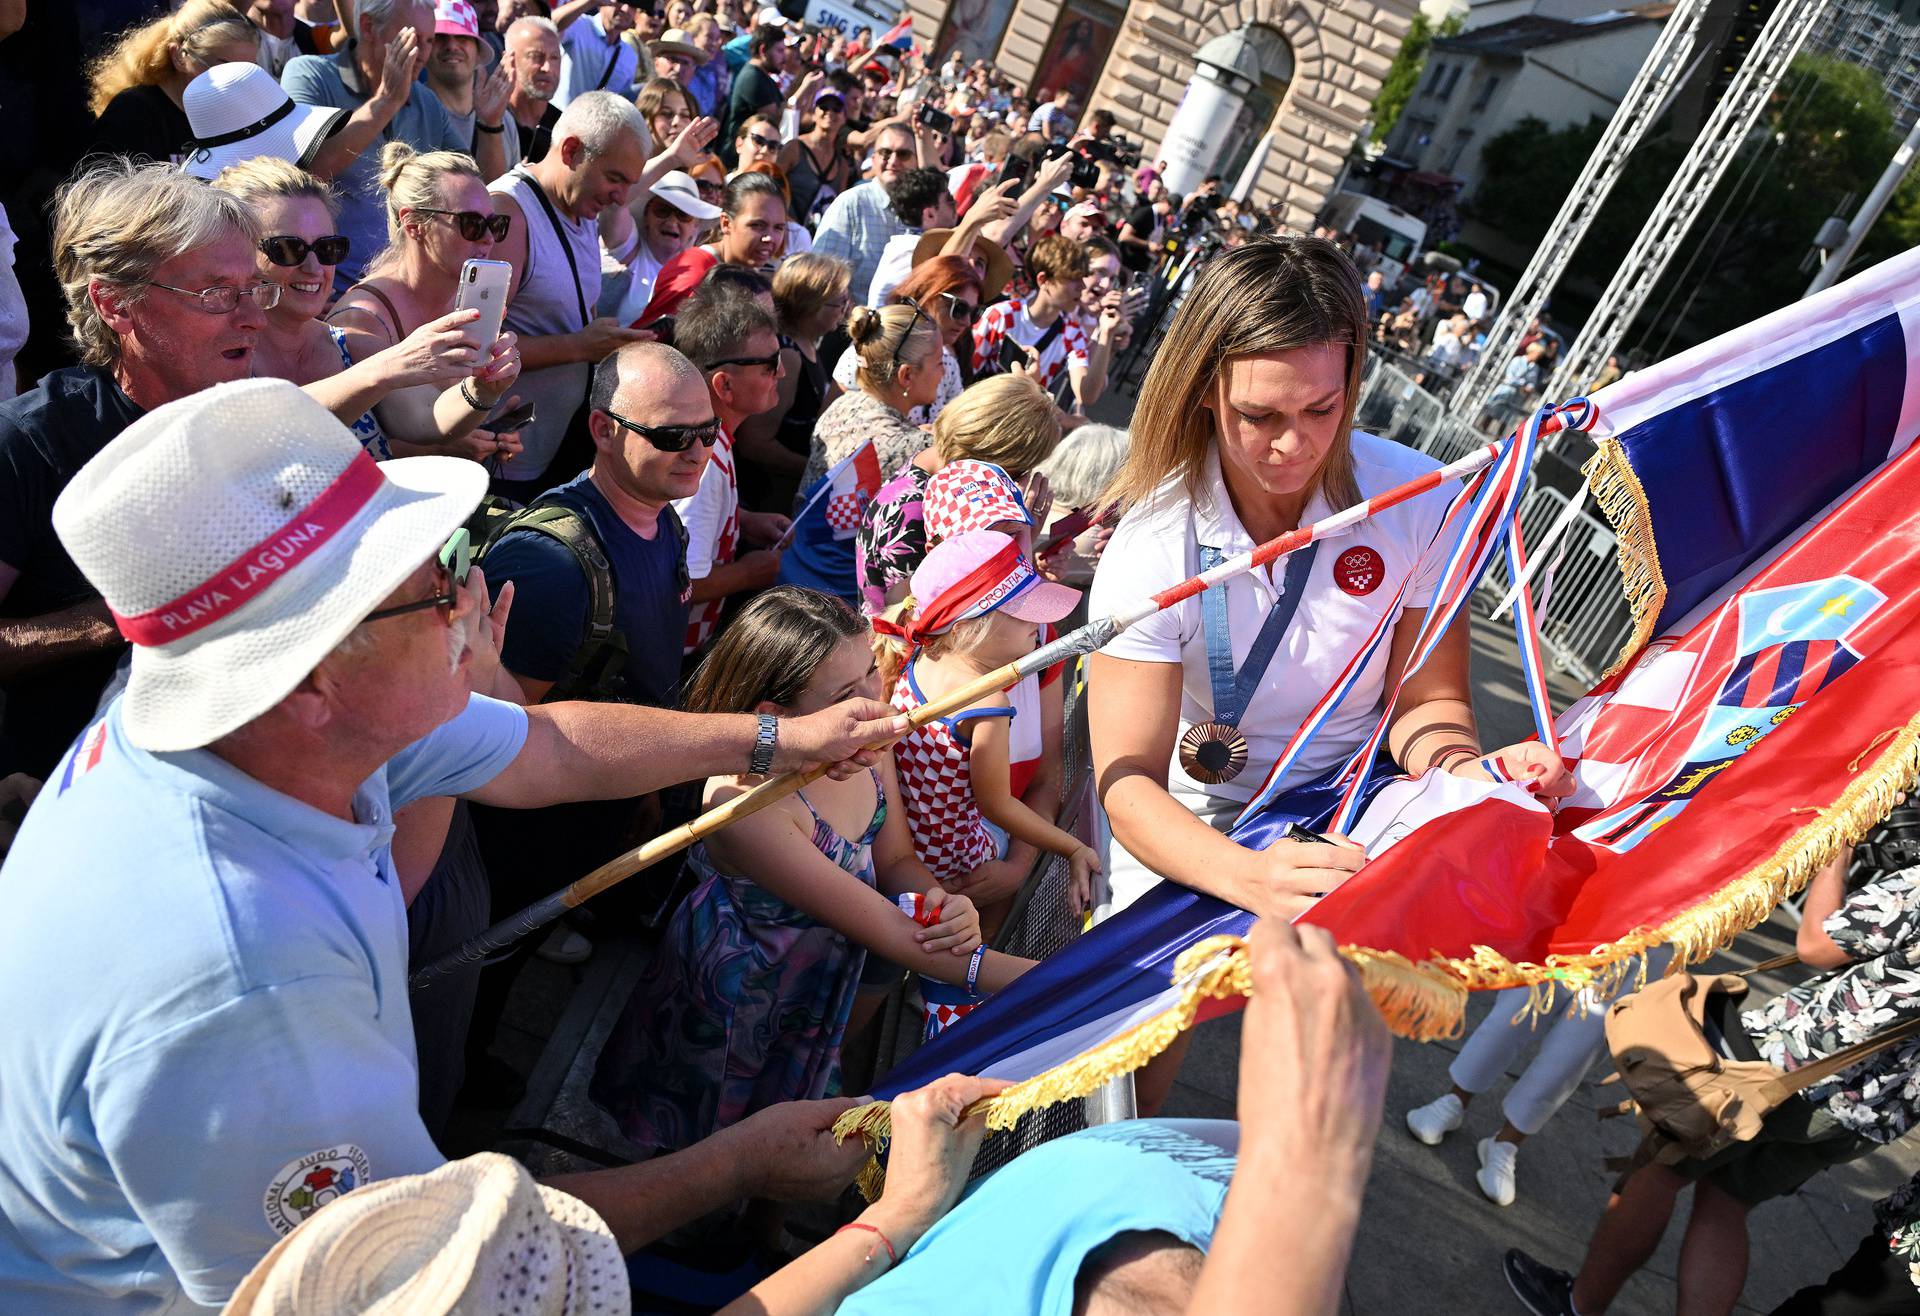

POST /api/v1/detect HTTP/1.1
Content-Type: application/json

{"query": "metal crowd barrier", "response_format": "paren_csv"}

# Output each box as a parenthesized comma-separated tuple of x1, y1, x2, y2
(1354, 362, 1634, 686)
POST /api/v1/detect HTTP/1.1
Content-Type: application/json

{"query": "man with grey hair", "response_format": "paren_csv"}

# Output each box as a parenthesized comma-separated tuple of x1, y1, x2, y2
(0, 160, 274, 780)
(503, 14, 565, 164)
(283, 0, 508, 287)
(486, 90, 660, 497)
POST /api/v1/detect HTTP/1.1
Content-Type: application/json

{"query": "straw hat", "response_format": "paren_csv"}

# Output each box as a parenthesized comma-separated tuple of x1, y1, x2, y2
(221, 1153, 627, 1316)
(913, 229, 1014, 300)
(51, 379, 486, 752)
(650, 27, 706, 61)
(180, 62, 346, 181)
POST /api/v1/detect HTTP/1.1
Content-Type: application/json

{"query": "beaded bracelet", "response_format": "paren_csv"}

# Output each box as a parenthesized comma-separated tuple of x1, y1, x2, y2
(836, 1221, 897, 1266)
(965, 945, 986, 993)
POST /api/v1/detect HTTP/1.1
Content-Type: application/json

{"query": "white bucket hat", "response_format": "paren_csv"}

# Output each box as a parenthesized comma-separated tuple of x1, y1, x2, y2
(51, 379, 486, 752)
(180, 62, 347, 181)
(649, 170, 722, 220)
(220, 1153, 627, 1316)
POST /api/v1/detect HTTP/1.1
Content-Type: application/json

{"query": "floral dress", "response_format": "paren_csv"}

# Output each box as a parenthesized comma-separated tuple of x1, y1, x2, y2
(1743, 864, 1920, 1142)
(1875, 1171, 1920, 1292)
(327, 325, 390, 460)
(589, 772, 885, 1154)
(855, 464, 932, 616)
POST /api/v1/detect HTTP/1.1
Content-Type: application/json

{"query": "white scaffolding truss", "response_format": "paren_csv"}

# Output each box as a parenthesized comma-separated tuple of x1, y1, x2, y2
(1544, 0, 1831, 402)
(1449, 0, 1719, 421)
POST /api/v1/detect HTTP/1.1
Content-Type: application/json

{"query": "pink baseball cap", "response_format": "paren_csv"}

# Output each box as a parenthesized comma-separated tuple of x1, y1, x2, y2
(434, 0, 480, 39)
(908, 529, 1080, 637)
(924, 459, 1033, 543)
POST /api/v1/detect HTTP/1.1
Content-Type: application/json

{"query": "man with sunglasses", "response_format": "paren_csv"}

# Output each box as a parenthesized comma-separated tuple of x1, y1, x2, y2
(670, 285, 791, 655)
(0, 378, 905, 1314)
(0, 163, 271, 783)
(813, 122, 921, 323)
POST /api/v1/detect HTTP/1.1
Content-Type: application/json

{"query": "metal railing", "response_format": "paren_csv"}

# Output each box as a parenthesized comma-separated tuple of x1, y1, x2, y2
(1354, 362, 1635, 686)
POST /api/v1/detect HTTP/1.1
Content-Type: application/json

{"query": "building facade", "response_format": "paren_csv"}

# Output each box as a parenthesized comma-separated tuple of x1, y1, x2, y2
(908, 0, 1419, 228)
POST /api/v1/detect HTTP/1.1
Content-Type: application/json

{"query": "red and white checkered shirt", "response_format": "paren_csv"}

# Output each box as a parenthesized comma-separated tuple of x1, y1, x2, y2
(970, 298, 1089, 394)
(890, 660, 1005, 881)
(675, 424, 739, 656)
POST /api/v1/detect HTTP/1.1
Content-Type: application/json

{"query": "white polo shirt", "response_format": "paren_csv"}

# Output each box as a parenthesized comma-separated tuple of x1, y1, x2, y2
(0, 693, 528, 1313)
(1087, 433, 1454, 903)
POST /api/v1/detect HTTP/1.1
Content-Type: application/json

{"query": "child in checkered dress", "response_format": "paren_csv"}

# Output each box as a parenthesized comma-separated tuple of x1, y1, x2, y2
(590, 587, 1035, 1152)
(881, 531, 1103, 921)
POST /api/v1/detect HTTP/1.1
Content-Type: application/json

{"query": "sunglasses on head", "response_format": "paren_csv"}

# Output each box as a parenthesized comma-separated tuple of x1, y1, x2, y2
(364, 529, 474, 624)
(412, 208, 512, 242)
(260, 233, 351, 268)
(601, 407, 723, 452)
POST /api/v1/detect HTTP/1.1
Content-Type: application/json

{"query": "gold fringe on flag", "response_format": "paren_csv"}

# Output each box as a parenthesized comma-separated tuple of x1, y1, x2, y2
(831, 715, 1920, 1200)
(1584, 438, 1666, 680)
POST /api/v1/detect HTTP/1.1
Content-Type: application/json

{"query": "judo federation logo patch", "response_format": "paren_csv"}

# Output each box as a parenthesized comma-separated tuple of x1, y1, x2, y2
(263, 1144, 370, 1236)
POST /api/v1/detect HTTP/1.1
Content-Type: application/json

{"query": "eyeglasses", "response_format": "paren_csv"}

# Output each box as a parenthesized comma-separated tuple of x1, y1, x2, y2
(890, 299, 928, 370)
(874, 146, 915, 161)
(137, 279, 282, 314)
(938, 291, 977, 323)
(259, 234, 352, 268)
(364, 530, 474, 624)
(707, 350, 782, 374)
(600, 407, 723, 452)
(411, 208, 512, 242)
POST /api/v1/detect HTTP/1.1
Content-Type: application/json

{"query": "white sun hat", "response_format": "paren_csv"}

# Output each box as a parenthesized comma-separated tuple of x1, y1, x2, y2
(650, 170, 722, 220)
(220, 1153, 627, 1316)
(180, 62, 347, 181)
(52, 379, 486, 752)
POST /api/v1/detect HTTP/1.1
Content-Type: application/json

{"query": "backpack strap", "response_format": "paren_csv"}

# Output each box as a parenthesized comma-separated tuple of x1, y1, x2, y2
(494, 503, 623, 701)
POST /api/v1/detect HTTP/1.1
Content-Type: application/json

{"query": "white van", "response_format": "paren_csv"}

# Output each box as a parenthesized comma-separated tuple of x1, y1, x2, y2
(1319, 191, 1427, 289)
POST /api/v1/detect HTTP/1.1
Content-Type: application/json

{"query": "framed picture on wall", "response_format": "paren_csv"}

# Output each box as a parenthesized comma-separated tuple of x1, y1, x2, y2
(1030, 0, 1122, 106)
(934, 0, 1018, 64)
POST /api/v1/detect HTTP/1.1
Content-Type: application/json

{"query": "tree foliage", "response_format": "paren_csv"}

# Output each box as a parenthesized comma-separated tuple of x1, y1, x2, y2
(1371, 14, 1463, 143)
(1471, 54, 1912, 353)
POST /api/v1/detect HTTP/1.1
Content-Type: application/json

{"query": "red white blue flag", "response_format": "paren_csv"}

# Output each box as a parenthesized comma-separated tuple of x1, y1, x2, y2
(870, 246, 1920, 1101)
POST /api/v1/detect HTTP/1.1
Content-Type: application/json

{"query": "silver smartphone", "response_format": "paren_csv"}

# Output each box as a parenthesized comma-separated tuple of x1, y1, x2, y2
(454, 258, 513, 352)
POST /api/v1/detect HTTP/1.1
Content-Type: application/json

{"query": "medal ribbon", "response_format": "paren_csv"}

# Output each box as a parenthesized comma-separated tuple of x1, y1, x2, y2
(1193, 538, 1322, 763)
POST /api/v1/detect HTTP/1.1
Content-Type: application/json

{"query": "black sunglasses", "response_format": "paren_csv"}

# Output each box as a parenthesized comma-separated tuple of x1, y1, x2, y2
(601, 407, 722, 452)
(746, 132, 782, 151)
(364, 530, 474, 623)
(890, 299, 928, 369)
(260, 233, 352, 268)
(707, 350, 782, 374)
(938, 290, 977, 323)
(412, 208, 512, 242)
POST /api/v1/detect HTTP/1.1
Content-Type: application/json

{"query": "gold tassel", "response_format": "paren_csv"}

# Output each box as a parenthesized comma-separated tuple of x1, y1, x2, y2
(830, 719, 1920, 1199)
(1583, 439, 1666, 680)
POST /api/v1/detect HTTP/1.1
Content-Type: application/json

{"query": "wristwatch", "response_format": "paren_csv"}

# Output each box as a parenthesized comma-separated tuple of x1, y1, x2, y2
(749, 713, 779, 776)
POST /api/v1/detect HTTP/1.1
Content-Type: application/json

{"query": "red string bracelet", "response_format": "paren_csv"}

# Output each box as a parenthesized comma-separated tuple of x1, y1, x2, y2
(836, 1221, 897, 1265)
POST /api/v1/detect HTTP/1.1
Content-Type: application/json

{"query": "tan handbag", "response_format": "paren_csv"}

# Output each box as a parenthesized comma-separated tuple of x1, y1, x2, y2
(1602, 953, 1920, 1165)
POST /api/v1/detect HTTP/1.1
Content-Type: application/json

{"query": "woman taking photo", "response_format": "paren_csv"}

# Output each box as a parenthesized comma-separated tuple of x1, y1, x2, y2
(326, 144, 525, 463)
(1086, 237, 1571, 1113)
(212, 157, 521, 462)
(780, 302, 943, 604)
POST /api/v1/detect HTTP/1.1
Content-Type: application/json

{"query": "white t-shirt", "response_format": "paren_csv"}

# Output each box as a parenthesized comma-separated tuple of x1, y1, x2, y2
(1086, 433, 1455, 906)
(1462, 290, 1489, 321)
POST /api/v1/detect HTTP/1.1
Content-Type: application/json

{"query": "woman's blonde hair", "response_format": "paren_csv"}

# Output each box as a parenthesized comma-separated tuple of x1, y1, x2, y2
(847, 303, 940, 392)
(872, 599, 995, 690)
(211, 157, 339, 221)
(636, 75, 691, 125)
(1103, 236, 1368, 513)
(88, 0, 258, 117)
(53, 158, 257, 367)
(772, 252, 851, 335)
(684, 587, 868, 715)
(374, 141, 484, 256)
(931, 374, 1060, 474)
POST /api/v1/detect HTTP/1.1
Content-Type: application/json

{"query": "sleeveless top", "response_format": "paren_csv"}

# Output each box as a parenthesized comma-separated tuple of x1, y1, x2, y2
(786, 140, 838, 223)
(326, 324, 391, 461)
(490, 169, 599, 483)
(891, 658, 1023, 880)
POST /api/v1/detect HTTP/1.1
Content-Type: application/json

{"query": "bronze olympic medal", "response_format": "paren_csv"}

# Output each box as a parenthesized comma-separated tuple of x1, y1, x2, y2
(1178, 721, 1249, 784)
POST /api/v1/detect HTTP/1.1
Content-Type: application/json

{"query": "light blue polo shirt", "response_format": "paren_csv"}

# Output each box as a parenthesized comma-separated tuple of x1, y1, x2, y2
(0, 693, 528, 1314)
(556, 13, 639, 106)
(281, 51, 467, 286)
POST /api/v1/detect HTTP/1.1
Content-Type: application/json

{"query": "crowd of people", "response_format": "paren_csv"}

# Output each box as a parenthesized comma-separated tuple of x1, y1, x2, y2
(0, 3, 1913, 1314)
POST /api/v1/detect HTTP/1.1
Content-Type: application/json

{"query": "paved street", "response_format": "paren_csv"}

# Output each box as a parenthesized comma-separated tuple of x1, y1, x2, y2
(1158, 614, 1920, 1315)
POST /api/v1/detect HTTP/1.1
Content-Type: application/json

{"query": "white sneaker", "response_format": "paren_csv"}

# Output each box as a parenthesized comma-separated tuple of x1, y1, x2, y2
(535, 925, 593, 966)
(1476, 1135, 1519, 1206)
(1405, 1092, 1465, 1145)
